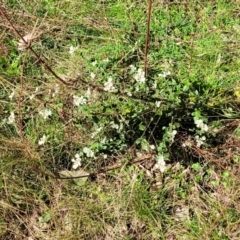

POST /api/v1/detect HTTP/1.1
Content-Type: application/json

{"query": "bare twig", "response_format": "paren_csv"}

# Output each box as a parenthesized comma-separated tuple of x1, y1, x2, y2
(56, 152, 154, 179)
(144, 0, 152, 79)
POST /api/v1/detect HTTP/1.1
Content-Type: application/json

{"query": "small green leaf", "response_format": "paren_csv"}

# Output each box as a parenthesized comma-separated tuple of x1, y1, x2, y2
(43, 212, 51, 222)
(183, 85, 189, 92)
(192, 163, 201, 171)
(139, 124, 146, 131)
(11, 61, 19, 69)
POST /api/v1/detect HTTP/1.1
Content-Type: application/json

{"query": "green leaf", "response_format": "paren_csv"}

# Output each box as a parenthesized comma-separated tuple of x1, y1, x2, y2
(11, 61, 19, 69)
(139, 124, 146, 131)
(192, 109, 201, 118)
(183, 85, 189, 92)
(43, 212, 51, 222)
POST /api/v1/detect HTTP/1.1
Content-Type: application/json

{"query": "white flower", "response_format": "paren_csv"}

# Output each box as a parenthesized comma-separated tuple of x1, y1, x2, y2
(91, 127, 102, 138)
(85, 88, 91, 99)
(158, 71, 171, 78)
(8, 112, 15, 124)
(9, 90, 15, 100)
(124, 90, 132, 96)
(90, 72, 96, 79)
(73, 95, 87, 106)
(39, 109, 52, 120)
(52, 84, 60, 98)
(129, 64, 137, 72)
(92, 60, 97, 66)
(136, 152, 143, 158)
(103, 58, 109, 63)
(29, 94, 35, 100)
(83, 147, 94, 157)
(182, 136, 192, 148)
(155, 101, 161, 108)
(150, 144, 155, 150)
(154, 155, 166, 173)
(169, 130, 177, 143)
(134, 68, 146, 83)
(182, 142, 187, 147)
(195, 135, 206, 147)
(152, 81, 157, 89)
(202, 125, 208, 132)
(103, 77, 117, 92)
(71, 153, 81, 169)
(29, 87, 39, 100)
(110, 121, 119, 129)
(195, 119, 208, 132)
(69, 45, 78, 55)
(38, 135, 47, 145)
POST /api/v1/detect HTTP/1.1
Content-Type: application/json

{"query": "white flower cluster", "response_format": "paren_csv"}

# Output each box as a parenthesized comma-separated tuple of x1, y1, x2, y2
(71, 153, 82, 170)
(73, 95, 87, 106)
(73, 88, 91, 107)
(39, 109, 52, 120)
(85, 88, 91, 98)
(9, 90, 15, 100)
(169, 130, 177, 143)
(195, 135, 206, 147)
(91, 127, 102, 139)
(69, 45, 78, 55)
(52, 84, 60, 98)
(38, 135, 47, 145)
(8, 112, 15, 124)
(29, 87, 40, 100)
(71, 147, 95, 170)
(134, 68, 146, 83)
(154, 155, 166, 173)
(103, 77, 117, 92)
(152, 81, 157, 89)
(195, 119, 208, 132)
(83, 147, 94, 157)
(182, 135, 206, 148)
(158, 71, 171, 78)
(90, 72, 95, 79)
(103, 58, 109, 63)
(110, 121, 119, 129)
(182, 136, 193, 148)
(129, 65, 137, 72)
(92, 60, 97, 66)
(155, 101, 161, 108)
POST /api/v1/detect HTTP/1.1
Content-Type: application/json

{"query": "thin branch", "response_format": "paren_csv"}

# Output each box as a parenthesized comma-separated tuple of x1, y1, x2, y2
(144, 0, 152, 79)
(56, 152, 154, 179)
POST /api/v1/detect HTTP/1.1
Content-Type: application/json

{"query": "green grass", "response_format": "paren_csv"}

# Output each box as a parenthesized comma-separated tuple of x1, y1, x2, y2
(1, 0, 240, 239)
